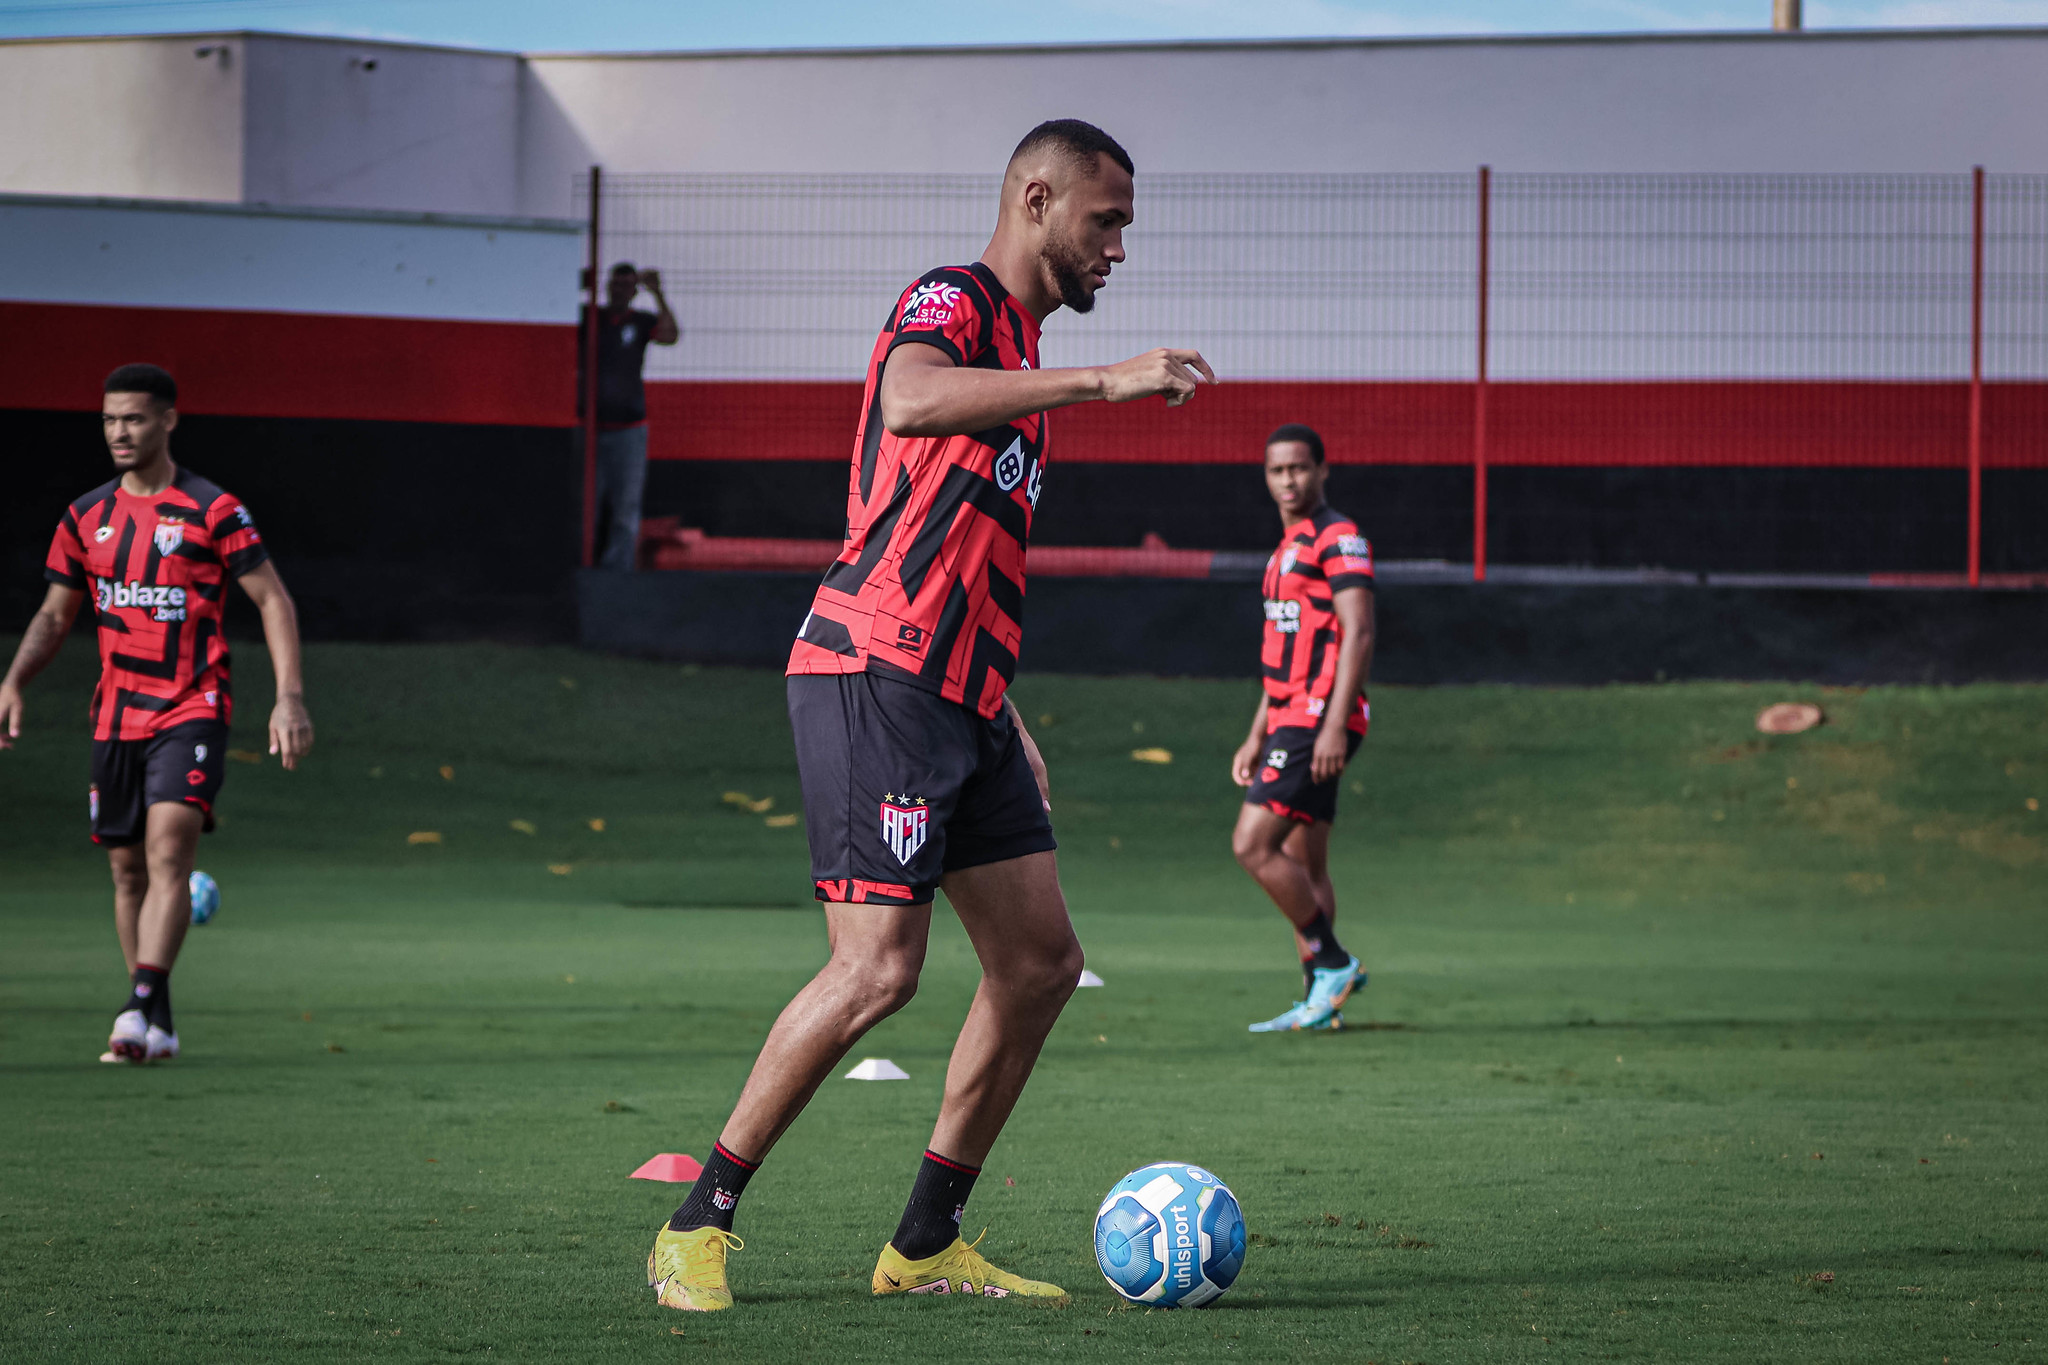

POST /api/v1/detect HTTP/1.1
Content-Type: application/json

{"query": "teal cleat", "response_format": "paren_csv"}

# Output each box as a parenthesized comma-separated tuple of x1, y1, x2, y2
(1306, 954, 1367, 1017)
(1249, 1000, 1325, 1032)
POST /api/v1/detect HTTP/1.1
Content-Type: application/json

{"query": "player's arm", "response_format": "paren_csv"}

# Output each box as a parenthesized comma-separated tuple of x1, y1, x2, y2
(879, 341, 1215, 438)
(642, 270, 680, 345)
(1230, 694, 1270, 788)
(1004, 697, 1051, 810)
(235, 562, 314, 770)
(1310, 586, 1376, 783)
(0, 583, 84, 749)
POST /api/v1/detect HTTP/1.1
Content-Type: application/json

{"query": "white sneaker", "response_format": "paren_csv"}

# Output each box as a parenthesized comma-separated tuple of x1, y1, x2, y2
(146, 1024, 179, 1062)
(108, 1009, 149, 1063)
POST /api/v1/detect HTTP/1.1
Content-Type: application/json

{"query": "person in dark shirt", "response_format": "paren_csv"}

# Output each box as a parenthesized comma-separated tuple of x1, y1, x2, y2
(578, 261, 679, 570)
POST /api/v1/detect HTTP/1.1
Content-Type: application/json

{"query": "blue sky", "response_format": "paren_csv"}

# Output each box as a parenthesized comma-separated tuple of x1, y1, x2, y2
(2, 0, 2045, 50)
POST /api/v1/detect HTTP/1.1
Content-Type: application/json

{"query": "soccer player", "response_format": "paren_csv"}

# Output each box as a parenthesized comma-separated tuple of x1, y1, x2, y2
(1229, 424, 1375, 1033)
(0, 364, 313, 1063)
(645, 119, 1214, 1312)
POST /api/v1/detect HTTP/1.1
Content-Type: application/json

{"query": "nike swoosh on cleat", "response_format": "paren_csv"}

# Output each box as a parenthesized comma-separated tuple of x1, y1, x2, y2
(883, 1274, 901, 1288)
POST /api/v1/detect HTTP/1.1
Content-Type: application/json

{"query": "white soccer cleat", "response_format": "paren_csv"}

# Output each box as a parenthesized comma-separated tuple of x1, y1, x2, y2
(146, 1024, 179, 1062)
(108, 1009, 149, 1063)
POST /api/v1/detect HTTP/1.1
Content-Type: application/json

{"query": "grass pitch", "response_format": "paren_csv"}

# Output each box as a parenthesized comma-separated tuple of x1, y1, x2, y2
(1, 640, 2044, 1363)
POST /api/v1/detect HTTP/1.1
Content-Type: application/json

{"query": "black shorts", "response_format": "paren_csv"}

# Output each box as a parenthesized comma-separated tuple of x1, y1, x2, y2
(90, 719, 229, 846)
(789, 672, 1057, 905)
(1245, 725, 1364, 826)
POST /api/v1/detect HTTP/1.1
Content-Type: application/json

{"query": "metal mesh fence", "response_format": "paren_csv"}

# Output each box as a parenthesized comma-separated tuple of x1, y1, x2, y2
(576, 170, 2048, 577)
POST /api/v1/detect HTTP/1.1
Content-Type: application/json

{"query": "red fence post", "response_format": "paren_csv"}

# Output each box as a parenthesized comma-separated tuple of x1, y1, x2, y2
(1474, 165, 1491, 583)
(582, 164, 603, 571)
(1967, 165, 1985, 589)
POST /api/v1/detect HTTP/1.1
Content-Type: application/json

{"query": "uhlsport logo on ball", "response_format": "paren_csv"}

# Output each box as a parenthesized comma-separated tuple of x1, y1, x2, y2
(1093, 1162, 1246, 1308)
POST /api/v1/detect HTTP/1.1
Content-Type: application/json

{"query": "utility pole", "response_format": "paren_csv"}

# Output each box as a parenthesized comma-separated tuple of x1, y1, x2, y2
(1773, 0, 1802, 30)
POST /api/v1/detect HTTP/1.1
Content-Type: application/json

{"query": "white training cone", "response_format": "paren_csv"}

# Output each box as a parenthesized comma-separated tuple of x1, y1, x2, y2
(1077, 969, 1105, 988)
(845, 1058, 909, 1081)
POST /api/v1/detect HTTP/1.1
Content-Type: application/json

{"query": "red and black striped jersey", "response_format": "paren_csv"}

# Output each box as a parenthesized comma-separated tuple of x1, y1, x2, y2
(1261, 507, 1373, 734)
(43, 467, 270, 742)
(788, 263, 1045, 719)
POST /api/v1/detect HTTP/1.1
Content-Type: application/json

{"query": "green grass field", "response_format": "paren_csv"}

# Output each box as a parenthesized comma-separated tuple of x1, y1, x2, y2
(2, 639, 2044, 1363)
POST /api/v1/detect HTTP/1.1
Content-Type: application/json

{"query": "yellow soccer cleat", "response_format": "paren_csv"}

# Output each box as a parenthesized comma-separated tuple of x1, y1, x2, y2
(647, 1225, 743, 1312)
(872, 1230, 1068, 1302)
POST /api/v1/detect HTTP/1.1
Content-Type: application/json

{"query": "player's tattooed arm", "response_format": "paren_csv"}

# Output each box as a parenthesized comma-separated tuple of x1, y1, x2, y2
(1005, 698, 1052, 810)
(1311, 587, 1376, 783)
(1230, 695, 1270, 788)
(880, 341, 1216, 437)
(235, 562, 314, 770)
(0, 584, 82, 749)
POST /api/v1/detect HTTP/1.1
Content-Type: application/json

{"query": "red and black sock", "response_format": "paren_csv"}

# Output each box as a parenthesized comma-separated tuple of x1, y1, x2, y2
(668, 1142, 758, 1233)
(1299, 912, 1349, 971)
(891, 1149, 980, 1261)
(123, 963, 171, 1032)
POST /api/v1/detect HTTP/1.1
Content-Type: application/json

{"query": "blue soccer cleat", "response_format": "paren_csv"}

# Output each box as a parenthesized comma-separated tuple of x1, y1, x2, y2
(189, 870, 220, 926)
(1248, 956, 1366, 1033)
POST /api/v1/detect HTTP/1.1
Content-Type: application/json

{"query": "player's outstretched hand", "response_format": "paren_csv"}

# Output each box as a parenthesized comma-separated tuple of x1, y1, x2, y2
(270, 695, 314, 771)
(0, 684, 23, 750)
(1230, 736, 1262, 788)
(1101, 349, 1216, 408)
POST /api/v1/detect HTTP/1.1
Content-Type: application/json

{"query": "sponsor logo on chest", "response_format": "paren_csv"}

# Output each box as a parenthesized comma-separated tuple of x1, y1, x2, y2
(1264, 598, 1302, 633)
(992, 435, 1044, 509)
(96, 578, 188, 622)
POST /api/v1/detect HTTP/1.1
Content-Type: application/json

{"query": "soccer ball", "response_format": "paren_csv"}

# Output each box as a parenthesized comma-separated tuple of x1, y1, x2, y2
(189, 870, 220, 926)
(1093, 1162, 1246, 1308)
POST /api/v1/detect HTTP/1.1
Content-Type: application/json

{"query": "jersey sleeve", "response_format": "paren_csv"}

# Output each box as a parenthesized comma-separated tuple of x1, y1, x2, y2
(208, 495, 272, 578)
(886, 267, 991, 367)
(43, 511, 87, 589)
(1319, 523, 1375, 592)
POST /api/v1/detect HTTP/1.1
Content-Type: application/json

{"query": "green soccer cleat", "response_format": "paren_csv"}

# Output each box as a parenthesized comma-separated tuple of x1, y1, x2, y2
(647, 1225, 742, 1312)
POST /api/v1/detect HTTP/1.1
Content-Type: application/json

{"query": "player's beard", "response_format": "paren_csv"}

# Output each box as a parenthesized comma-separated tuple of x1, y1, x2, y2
(1041, 224, 1098, 315)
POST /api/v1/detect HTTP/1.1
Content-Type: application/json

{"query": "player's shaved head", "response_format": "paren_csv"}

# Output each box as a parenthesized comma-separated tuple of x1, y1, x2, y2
(1007, 119, 1134, 180)
(993, 120, 1135, 317)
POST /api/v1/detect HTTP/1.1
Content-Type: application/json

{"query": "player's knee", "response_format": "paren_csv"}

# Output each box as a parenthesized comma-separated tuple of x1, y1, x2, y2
(1017, 934, 1085, 1006)
(841, 958, 922, 1023)
(1231, 826, 1272, 870)
(109, 860, 149, 897)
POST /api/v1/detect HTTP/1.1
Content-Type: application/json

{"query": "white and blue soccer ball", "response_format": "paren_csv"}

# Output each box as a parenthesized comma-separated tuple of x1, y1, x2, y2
(189, 870, 220, 926)
(1093, 1162, 1246, 1308)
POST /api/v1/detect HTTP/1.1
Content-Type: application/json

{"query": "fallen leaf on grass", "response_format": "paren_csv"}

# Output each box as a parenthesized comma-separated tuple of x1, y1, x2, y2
(509, 820, 537, 835)
(548, 864, 573, 876)
(407, 831, 443, 845)
(325, 1042, 345, 1053)
(588, 818, 606, 832)
(1757, 703, 1824, 735)
(439, 765, 455, 781)
(226, 748, 264, 764)
(765, 814, 798, 828)
(722, 792, 775, 813)
(1130, 747, 1173, 764)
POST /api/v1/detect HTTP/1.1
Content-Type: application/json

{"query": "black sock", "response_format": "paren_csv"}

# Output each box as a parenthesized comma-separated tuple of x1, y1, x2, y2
(1301, 959, 1316, 999)
(668, 1142, 758, 1232)
(124, 964, 170, 1031)
(1299, 913, 1349, 970)
(892, 1150, 980, 1261)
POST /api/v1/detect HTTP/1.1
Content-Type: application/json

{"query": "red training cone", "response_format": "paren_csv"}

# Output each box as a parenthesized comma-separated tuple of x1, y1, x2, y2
(630, 1153, 703, 1182)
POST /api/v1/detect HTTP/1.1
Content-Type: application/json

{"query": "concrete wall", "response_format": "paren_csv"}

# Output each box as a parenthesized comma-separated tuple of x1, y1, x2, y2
(517, 30, 2048, 215)
(0, 34, 243, 202)
(240, 34, 522, 215)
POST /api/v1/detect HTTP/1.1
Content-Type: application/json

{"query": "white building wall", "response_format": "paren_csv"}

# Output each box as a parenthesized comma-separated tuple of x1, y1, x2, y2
(0, 194, 580, 322)
(240, 34, 522, 215)
(517, 31, 2048, 216)
(0, 34, 243, 202)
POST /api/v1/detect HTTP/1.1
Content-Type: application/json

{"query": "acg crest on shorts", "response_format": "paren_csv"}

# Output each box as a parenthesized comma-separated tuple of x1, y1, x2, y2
(880, 794, 930, 865)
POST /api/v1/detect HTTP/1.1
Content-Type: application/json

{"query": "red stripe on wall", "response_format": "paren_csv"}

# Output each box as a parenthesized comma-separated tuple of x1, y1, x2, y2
(645, 379, 2048, 469)
(0, 301, 576, 427)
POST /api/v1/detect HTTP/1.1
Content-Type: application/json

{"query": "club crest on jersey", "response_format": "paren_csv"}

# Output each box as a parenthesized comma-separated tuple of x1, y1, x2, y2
(1279, 548, 1298, 574)
(880, 794, 930, 866)
(902, 281, 961, 330)
(153, 523, 184, 556)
